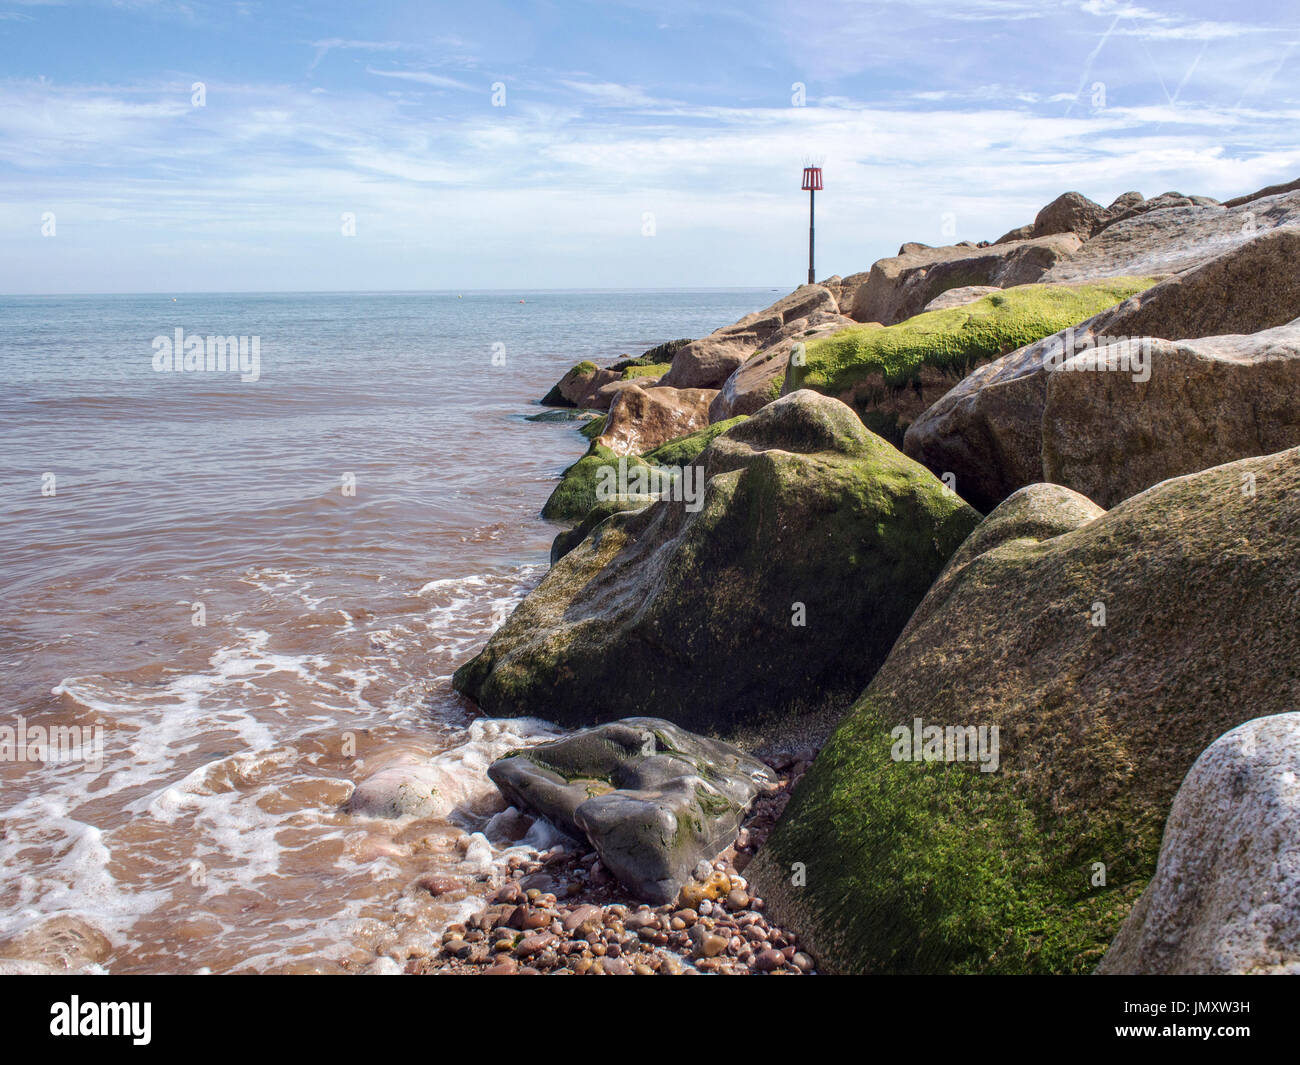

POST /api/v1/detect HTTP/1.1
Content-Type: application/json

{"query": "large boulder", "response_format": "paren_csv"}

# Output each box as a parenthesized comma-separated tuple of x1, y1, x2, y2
(905, 227, 1300, 510)
(1099, 191, 1218, 232)
(541, 340, 694, 408)
(1031, 191, 1111, 240)
(639, 416, 745, 468)
(1041, 187, 1300, 284)
(818, 271, 871, 315)
(748, 450, 1300, 974)
(488, 718, 776, 904)
(994, 192, 1142, 247)
(846, 234, 1082, 326)
(541, 444, 654, 522)
(1222, 175, 1300, 208)
(614, 338, 693, 370)
(1097, 714, 1300, 975)
(992, 224, 1033, 246)
(595, 383, 717, 455)
(1043, 318, 1300, 507)
(588, 377, 651, 411)
(708, 316, 856, 422)
(548, 419, 747, 562)
(542, 361, 617, 408)
(454, 391, 981, 733)
(782, 278, 1151, 445)
(658, 285, 841, 389)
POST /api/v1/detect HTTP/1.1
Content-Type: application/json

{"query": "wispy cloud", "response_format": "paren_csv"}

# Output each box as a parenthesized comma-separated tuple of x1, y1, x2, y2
(1, 0, 1297, 291)
(364, 67, 476, 92)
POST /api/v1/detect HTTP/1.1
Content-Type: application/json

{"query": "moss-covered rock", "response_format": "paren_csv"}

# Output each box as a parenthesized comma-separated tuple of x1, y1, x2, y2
(909, 229, 1300, 511)
(620, 362, 672, 381)
(783, 279, 1153, 444)
(611, 338, 693, 372)
(748, 452, 1300, 974)
(455, 391, 981, 733)
(540, 360, 599, 407)
(549, 420, 748, 562)
(578, 415, 606, 441)
(846, 234, 1085, 325)
(540, 443, 654, 523)
(550, 496, 648, 563)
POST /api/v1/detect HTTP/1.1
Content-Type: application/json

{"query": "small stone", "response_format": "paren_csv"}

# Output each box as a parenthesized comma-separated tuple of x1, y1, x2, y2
(625, 911, 659, 931)
(726, 888, 750, 911)
(792, 952, 815, 973)
(417, 874, 462, 896)
(755, 948, 785, 972)
(513, 933, 556, 959)
(693, 933, 728, 959)
(490, 882, 524, 905)
(483, 957, 518, 975)
(442, 938, 472, 959)
(563, 904, 602, 934)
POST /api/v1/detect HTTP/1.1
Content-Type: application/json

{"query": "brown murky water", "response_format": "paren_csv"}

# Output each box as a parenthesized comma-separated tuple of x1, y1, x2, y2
(0, 288, 771, 973)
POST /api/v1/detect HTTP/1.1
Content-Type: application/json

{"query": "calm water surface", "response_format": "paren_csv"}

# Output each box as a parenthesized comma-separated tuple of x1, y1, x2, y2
(0, 288, 772, 973)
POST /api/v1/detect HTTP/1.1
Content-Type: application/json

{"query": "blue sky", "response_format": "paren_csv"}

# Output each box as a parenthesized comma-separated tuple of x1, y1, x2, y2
(2, 0, 1298, 293)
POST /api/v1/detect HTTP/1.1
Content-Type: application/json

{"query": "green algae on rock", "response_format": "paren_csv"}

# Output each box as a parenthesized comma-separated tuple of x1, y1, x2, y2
(620, 362, 672, 381)
(748, 452, 1300, 974)
(550, 496, 649, 563)
(907, 227, 1300, 512)
(549, 419, 748, 562)
(541, 360, 600, 407)
(540, 443, 654, 523)
(782, 278, 1153, 444)
(455, 390, 980, 733)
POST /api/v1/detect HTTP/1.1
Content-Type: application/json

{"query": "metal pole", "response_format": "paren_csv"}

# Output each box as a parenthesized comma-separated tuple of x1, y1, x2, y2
(808, 188, 815, 285)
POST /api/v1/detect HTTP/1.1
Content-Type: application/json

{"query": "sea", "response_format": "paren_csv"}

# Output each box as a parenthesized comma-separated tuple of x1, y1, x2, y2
(0, 288, 773, 973)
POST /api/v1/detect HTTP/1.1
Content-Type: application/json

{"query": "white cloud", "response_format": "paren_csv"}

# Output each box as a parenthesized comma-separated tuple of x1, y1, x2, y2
(364, 67, 476, 92)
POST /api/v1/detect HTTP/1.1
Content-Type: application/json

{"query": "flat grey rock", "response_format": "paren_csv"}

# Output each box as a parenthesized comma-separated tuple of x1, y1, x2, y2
(488, 718, 775, 903)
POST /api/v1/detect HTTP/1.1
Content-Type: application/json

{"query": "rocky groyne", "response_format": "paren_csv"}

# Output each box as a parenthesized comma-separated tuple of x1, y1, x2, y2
(437, 178, 1300, 975)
